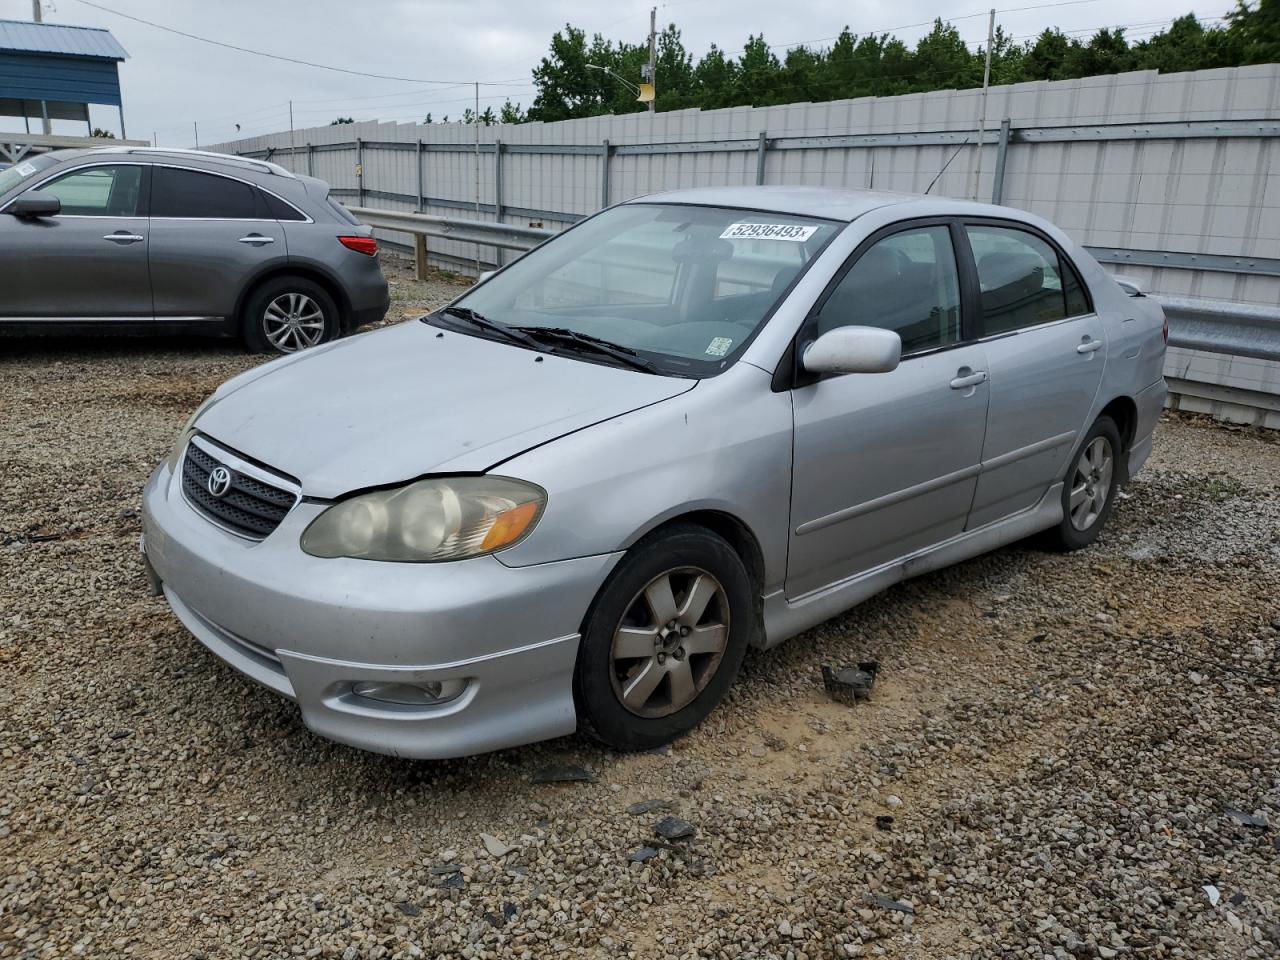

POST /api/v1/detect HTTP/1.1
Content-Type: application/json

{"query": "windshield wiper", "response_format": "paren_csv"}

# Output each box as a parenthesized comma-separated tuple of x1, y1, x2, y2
(513, 326, 657, 373)
(438, 306, 545, 351)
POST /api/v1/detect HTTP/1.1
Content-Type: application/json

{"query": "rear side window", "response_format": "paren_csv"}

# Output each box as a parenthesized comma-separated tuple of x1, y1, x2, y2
(151, 167, 258, 219)
(966, 225, 1092, 335)
(261, 190, 306, 221)
(817, 225, 962, 355)
(39, 164, 143, 217)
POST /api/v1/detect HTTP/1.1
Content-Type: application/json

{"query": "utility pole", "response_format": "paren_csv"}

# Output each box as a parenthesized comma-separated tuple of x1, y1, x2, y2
(193, 121, 199, 149)
(289, 100, 296, 155)
(646, 7, 657, 115)
(971, 8, 995, 201)
(31, 1, 41, 22)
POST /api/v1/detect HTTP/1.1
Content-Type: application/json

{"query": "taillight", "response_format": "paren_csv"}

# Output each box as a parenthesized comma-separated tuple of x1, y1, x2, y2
(1162, 315, 1169, 344)
(338, 235, 378, 256)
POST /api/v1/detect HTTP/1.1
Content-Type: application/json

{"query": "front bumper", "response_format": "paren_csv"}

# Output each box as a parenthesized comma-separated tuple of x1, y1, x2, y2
(142, 461, 620, 759)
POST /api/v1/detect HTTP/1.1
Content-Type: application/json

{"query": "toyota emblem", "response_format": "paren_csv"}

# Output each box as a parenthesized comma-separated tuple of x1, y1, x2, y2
(207, 466, 233, 498)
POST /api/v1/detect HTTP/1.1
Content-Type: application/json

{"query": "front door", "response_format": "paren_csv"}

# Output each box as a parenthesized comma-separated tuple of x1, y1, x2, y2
(146, 165, 287, 320)
(0, 162, 151, 319)
(786, 222, 990, 599)
(960, 223, 1107, 528)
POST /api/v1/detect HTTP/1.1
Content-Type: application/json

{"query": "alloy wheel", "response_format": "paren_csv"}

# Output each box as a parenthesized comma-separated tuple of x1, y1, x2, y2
(263, 292, 325, 353)
(1069, 435, 1114, 531)
(609, 567, 730, 718)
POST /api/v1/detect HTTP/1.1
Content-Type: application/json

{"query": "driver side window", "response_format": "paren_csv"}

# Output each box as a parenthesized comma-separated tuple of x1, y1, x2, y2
(37, 165, 143, 217)
(817, 225, 961, 356)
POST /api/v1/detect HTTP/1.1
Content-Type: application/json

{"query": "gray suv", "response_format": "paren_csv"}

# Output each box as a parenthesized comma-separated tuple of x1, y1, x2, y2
(0, 147, 389, 353)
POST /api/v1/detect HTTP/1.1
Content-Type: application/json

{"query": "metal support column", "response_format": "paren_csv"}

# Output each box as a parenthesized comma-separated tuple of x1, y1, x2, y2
(494, 140, 505, 267)
(355, 137, 365, 207)
(756, 131, 768, 185)
(415, 139, 424, 213)
(600, 139, 611, 209)
(306, 143, 314, 177)
(991, 118, 1011, 205)
(117, 104, 127, 139)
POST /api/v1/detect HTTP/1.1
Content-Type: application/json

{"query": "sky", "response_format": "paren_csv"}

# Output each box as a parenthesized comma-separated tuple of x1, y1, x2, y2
(0, 0, 1236, 146)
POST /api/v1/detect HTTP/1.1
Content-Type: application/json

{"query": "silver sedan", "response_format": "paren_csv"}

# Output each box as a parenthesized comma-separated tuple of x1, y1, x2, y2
(141, 186, 1168, 758)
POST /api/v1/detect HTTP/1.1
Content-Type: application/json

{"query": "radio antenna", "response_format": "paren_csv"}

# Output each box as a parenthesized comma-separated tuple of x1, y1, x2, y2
(925, 137, 970, 196)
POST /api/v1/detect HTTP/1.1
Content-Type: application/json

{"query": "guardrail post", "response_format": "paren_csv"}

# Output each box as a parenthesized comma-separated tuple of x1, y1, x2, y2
(355, 137, 365, 206)
(600, 139, 611, 209)
(756, 131, 768, 185)
(991, 118, 1011, 205)
(416, 139, 425, 213)
(414, 233, 429, 281)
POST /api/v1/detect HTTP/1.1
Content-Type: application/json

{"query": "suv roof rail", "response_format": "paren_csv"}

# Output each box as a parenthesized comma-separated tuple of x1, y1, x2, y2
(90, 146, 296, 178)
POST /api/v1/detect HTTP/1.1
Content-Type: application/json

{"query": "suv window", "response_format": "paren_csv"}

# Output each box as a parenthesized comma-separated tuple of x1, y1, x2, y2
(151, 166, 258, 219)
(262, 190, 306, 221)
(966, 225, 1090, 335)
(817, 225, 962, 355)
(39, 164, 143, 217)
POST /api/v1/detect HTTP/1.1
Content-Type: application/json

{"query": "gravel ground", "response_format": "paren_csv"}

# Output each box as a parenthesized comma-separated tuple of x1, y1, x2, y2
(2, 260, 1278, 959)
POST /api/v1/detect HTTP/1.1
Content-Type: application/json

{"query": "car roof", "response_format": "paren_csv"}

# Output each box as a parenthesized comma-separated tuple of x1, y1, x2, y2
(628, 185, 1017, 223)
(40, 146, 294, 179)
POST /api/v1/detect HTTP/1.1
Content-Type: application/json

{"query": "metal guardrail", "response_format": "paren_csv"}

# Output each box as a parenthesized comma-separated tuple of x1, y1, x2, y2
(1154, 294, 1280, 363)
(348, 206, 553, 252)
(351, 205, 1280, 365)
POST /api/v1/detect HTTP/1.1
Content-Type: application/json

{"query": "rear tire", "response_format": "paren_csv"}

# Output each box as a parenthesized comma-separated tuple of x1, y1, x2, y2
(1041, 415, 1122, 552)
(242, 276, 340, 355)
(574, 524, 753, 751)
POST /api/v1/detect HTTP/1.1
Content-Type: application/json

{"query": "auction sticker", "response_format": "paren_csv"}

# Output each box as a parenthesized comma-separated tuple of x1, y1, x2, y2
(720, 222, 818, 242)
(705, 336, 734, 357)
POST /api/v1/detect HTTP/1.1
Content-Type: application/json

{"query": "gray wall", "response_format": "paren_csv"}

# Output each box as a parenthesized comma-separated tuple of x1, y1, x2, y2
(212, 63, 1280, 426)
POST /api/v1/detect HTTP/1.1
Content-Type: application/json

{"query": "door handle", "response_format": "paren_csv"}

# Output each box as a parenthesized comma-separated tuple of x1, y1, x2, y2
(102, 232, 144, 244)
(237, 235, 275, 245)
(949, 370, 988, 389)
(1076, 338, 1103, 354)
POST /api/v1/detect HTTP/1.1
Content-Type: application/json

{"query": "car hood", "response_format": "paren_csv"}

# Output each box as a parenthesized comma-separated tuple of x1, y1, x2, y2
(195, 320, 696, 499)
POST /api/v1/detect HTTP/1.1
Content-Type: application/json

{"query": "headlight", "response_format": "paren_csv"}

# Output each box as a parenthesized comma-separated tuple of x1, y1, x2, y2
(300, 476, 546, 562)
(166, 395, 217, 473)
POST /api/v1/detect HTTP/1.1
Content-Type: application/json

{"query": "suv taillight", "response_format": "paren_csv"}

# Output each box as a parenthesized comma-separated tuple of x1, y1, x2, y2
(339, 235, 378, 256)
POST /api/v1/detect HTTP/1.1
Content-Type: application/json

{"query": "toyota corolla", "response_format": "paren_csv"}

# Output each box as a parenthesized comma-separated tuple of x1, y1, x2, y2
(141, 186, 1168, 758)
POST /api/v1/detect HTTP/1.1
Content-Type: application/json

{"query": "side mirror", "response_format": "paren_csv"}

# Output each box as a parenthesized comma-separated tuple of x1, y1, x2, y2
(802, 326, 902, 376)
(9, 191, 61, 219)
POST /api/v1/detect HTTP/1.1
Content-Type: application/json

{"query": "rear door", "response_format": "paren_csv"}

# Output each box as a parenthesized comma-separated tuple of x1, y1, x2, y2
(146, 165, 287, 321)
(0, 162, 151, 319)
(961, 222, 1106, 528)
(786, 221, 990, 598)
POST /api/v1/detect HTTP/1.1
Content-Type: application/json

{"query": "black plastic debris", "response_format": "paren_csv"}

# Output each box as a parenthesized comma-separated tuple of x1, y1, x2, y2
(822, 661, 880, 705)
(628, 846, 658, 862)
(439, 872, 464, 890)
(654, 815, 696, 840)
(1224, 807, 1269, 829)
(875, 815, 895, 831)
(863, 893, 914, 914)
(395, 901, 421, 917)
(530, 764, 595, 784)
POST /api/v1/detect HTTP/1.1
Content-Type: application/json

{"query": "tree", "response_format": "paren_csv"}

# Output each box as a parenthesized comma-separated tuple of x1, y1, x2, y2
(330, 117, 354, 125)
(499, 101, 526, 124)
(913, 19, 979, 91)
(90, 127, 116, 139)
(1229, 0, 1280, 63)
(423, 113, 433, 124)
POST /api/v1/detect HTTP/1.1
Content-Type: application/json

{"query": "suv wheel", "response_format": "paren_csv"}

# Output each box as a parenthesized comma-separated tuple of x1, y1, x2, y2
(574, 524, 753, 751)
(243, 276, 339, 355)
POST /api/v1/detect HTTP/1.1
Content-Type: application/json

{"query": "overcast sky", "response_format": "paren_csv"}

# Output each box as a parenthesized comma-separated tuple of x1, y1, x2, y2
(1, 0, 1234, 146)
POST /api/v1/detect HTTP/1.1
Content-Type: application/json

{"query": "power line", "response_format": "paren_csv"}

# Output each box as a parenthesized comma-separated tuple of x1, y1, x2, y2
(65, 0, 522, 86)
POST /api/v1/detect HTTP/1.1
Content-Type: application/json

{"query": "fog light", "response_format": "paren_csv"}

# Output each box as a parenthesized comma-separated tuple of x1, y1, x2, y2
(350, 679, 465, 706)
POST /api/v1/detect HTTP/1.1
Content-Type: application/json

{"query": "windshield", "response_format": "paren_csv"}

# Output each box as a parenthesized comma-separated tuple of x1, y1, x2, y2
(0, 154, 60, 198)
(447, 203, 841, 376)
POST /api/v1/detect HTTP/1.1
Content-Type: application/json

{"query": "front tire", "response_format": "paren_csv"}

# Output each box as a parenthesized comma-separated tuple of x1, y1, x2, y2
(242, 276, 340, 355)
(574, 525, 753, 751)
(1042, 415, 1122, 551)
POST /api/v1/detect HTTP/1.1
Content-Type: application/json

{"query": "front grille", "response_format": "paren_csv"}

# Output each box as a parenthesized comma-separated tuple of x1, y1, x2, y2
(182, 441, 297, 539)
